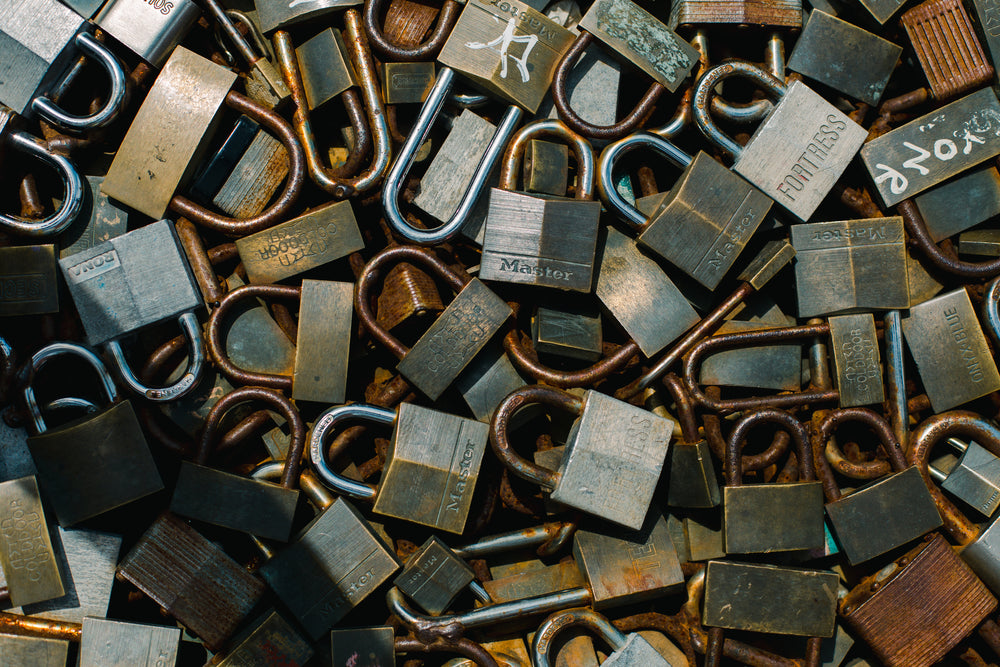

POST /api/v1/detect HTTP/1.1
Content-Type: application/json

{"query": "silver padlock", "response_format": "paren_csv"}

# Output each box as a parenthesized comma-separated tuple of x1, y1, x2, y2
(94, 0, 201, 67)
(532, 607, 673, 666)
(930, 438, 1000, 517)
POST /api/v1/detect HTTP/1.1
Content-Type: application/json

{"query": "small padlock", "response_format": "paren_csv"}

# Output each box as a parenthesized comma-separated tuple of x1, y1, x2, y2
(22, 342, 163, 527)
(969, 0, 1000, 75)
(293, 27, 358, 111)
(453, 343, 529, 422)
(693, 61, 867, 221)
(211, 611, 313, 667)
(394, 536, 478, 615)
(382, 62, 437, 104)
(929, 438, 1000, 517)
(484, 560, 586, 604)
(914, 165, 1000, 243)
(698, 320, 802, 392)
(0, 476, 65, 608)
(828, 313, 885, 408)
(0, 245, 60, 317)
(668, 0, 802, 28)
(79, 617, 181, 667)
(210, 128, 289, 219)
(94, 0, 201, 67)
(492, 385, 673, 530)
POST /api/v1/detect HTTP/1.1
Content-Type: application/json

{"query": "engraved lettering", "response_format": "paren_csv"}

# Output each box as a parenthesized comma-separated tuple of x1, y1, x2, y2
(1, 500, 51, 583)
(944, 307, 985, 383)
(0, 274, 45, 303)
(65, 250, 120, 283)
(445, 438, 478, 512)
(497, 257, 574, 280)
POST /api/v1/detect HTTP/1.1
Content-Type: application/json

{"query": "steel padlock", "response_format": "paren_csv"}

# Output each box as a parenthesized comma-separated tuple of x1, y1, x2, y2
(599, 132, 772, 290)
(532, 607, 672, 667)
(94, 0, 201, 67)
(394, 536, 480, 615)
(668, 0, 802, 28)
(693, 61, 867, 221)
(0, 476, 65, 608)
(311, 402, 490, 534)
(58, 219, 206, 402)
(491, 385, 673, 530)
(79, 617, 181, 667)
(22, 343, 163, 527)
(969, 0, 1000, 76)
(929, 438, 1000, 517)
(828, 313, 885, 408)
(532, 304, 602, 362)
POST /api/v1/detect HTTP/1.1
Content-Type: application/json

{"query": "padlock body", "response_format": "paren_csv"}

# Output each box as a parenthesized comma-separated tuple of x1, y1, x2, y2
(942, 441, 1000, 517)
(255, 0, 362, 33)
(723, 482, 825, 554)
(0, 476, 65, 608)
(79, 617, 181, 667)
(292, 280, 353, 404)
(532, 305, 602, 362)
(0, 245, 59, 317)
(94, 0, 201, 67)
(603, 633, 672, 667)
(699, 320, 802, 391)
(963, 516, 1000, 594)
(484, 560, 586, 603)
(213, 612, 314, 667)
(667, 440, 721, 508)
(829, 313, 885, 407)
(914, 166, 1000, 242)
(394, 536, 475, 615)
(0, 634, 68, 667)
(382, 62, 436, 105)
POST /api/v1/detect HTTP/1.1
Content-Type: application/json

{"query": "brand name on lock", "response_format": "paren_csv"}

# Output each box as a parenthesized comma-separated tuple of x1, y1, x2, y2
(776, 115, 848, 202)
(842, 328, 879, 386)
(140, 0, 174, 15)
(704, 204, 759, 274)
(65, 250, 121, 283)
(444, 437, 479, 514)
(604, 415, 658, 508)
(485, 0, 560, 41)
(497, 258, 575, 281)
(1, 500, 50, 583)
(318, 566, 378, 620)
(1, 274, 46, 303)
(252, 221, 340, 268)
(944, 306, 988, 383)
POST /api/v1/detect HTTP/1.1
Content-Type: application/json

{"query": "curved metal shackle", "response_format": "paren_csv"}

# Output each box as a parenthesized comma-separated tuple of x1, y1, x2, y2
(21, 341, 118, 434)
(382, 67, 524, 244)
(310, 402, 397, 499)
(693, 60, 788, 159)
(106, 311, 204, 402)
(395, 636, 499, 667)
(30, 32, 127, 132)
(499, 119, 595, 199)
(812, 408, 908, 503)
(985, 275, 1000, 346)
(0, 129, 83, 237)
(692, 31, 784, 126)
(597, 132, 693, 229)
(489, 385, 584, 489)
(897, 200, 1000, 280)
(364, 0, 462, 62)
(726, 409, 814, 487)
(533, 607, 628, 667)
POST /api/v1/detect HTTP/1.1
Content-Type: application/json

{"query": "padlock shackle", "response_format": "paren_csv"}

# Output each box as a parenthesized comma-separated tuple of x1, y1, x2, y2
(690, 31, 780, 126)
(703, 387, 790, 474)
(452, 521, 577, 559)
(355, 245, 469, 360)
(498, 119, 595, 200)
(552, 31, 665, 141)
(30, 32, 127, 132)
(812, 409, 908, 503)
(490, 385, 584, 489)
(0, 129, 83, 237)
(898, 199, 1000, 279)
(395, 636, 500, 667)
(597, 132, 693, 230)
(662, 373, 698, 444)
(382, 67, 524, 245)
(693, 60, 788, 160)
(363, 0, 461, 61)
(273, 11, 392, 199)
(198, 386, 306, 489)
(169, 91, 305, 237)
(174, 218, 224, 307)
(310, 403, 397, 500)
(532, 607, 628, 667)
(21, 341, 118, 434)
(107, 312, 205, 402)
(726, 409, 814, 487)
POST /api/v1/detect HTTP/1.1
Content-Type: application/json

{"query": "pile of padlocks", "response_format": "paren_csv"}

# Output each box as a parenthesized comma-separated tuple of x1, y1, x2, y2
(7, 0, 1000, 664)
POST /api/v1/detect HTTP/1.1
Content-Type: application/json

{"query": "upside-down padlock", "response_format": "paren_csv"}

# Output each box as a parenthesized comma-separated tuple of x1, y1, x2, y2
(914, 166, 1000, 243)
(94, 0, 201, 67)
(828, 313, 885, 408)
(532, 607, 672, 667)
(930, 438, 1000, 517)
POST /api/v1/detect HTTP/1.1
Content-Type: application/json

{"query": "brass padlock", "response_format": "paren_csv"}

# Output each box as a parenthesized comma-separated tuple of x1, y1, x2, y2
(293, 280, 354, 404)
(491, 385, 673, 530)
(929, 438, 1000, 517)
(533, 607, 672, 667)
(0, 245, 59, 317)
(211, 611, 313, 667)
(79, 617, 181, 667)
(655, 380, 721, 509)
(23, 342, 163, 527)
(523, 138, 569, 195)
(828, 313, 885, 408)
(0, 633, 68, 666)
(94, 0, 202, 67)
(331, 626, 395, 667)
(694, 61, 867, 221)
(293, 27, 358, 111)
(311, 402, 490, 534)
(209, 128, 289, 220)
(382, 62, 437, 104)
(394, 536, 478, 615)
(0, 476, 65, 608)
(698, 320, 802, 392)
(669, 0, 802, 28)
(453, 343, 529, 422)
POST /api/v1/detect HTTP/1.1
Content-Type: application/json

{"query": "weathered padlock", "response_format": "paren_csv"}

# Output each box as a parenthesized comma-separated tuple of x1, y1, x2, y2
(693, 61, 867, 221)
(668, 0, 802, 28)
(290, 27, 357, 111)
(22, 342, 163, 527)
(311, 402, 490, 534)
(382, 62, 436, 104)
(211, 610, 313, 667)
(599, 132, 772, 290)
(0, 245, 60, 317)
(394, 536, 480, 615)
(0, 476, 65, 607)
(656, 380, 721, 509)
(969, 0, 1000, 74)
(929, 438, 1000, 517)
(0, 632, 69, 666)
(532, 304, 602, 362)
(491, 385, 673, 530)
(79, 617, 181, 666)
(0, 0, 126, 131)
(828, 313, 885, 408)
(93, 0, 201, 67)
(532, 607, 671, 667)
(58, 175, 128, 259)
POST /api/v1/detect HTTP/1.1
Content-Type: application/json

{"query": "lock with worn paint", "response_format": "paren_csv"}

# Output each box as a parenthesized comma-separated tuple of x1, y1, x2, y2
(311, 402, 490, 534)
(94, 0, 201, 67)
(694, 61, 867, 221)
(255, 0, 362, 33)
(206, 124, 289, 219)
(930, 438, 1000, 517)
(491, 386, 673, 530)
(79, 617, 181, 667)
(532, 607, 672, 667)
(331, 626, 395, 667)
(212, 611, 314, 667)
(668, 0, 802, 28)
(0, 245, 59, 317)
(0, 476, 65, 608)
(58, 176, 129, 260)
(394, 536, 478, 615)
(969, 0, 1000, 76)
(829, 313, 885, 408)
(23, 343, 163, 527)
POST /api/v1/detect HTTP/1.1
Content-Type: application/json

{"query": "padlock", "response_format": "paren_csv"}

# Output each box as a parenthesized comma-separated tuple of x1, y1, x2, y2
(0, 245, 59, 317)
(861, 88, 1000, 208)
(58, 176, 128, 259)
(22, 342, 163, 527)
(484, 560, 587, 604)
(210, 127, 289, 219)
(532, 305, 603, 362)
(827, 313, 885, 408)
(668, 0, 802, 28)
(382, 62, 437, 104)
(293, 27, 358, 111)
(599, 132, 772, 290)
(657, 379, 721, 509)
(532, 607, 671, 667)
(698, 320, 802, 392)
(94, 0, 201, 67)
(914, 166, 1000, 243)
(311, 402, 490, 533)
(790, 217, 910, 317)
(293, 280, 354, 404)
(693, 61, 867, 221)
(211, 610, 313, 667)
(441, 636, 533, 667)
(0, 0, 126, 131)
(356, 246, 512, 401)
(0, 633, 69, 666)
(189, 115, 262, 205)
(394, 536, 478, 615)
(256, 0, 362, 33)
(453, 344, 529, 422)
(170, 387, 304, 541)
(0, 476, 65, 607)
(523, 138, 569, 195)
(491, 385, 673, 530)
(479, 120, 601, 292)
(901, 287, 1000, 412)
(929, 438, 1000, 517)
(78, 617, 181, 667)
(961, 228, 1000, 256)
(969, 0, 1000, 75)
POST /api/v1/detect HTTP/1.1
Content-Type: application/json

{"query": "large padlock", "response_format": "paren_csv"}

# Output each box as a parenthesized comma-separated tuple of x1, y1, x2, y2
(693, 61, 867, 221)
(491, 385, 673, 530)
(93, 0, 201, 67)
(22, 342, 163, 527)
(311, 402, 490, 534)
(668, 0, 802, 28)
(929, 438, 1000, 517)
(532, 607, 672, 667)
(78, 617, 181, 666)
(0, 476, 65, 608)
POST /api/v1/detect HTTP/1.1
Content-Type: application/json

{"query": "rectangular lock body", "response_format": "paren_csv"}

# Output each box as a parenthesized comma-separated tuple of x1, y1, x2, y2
(963, 516, 1000, 594)
(102, 47, 236, 219)
(117, 513, 266, 651)
(170, 463, 299, 541)
(901, 288, 1000, 412)
(524, 139, 568, 195)
(397, 278, 511, 401)
(532, 305, 602, 362)
(375, 403, 490, 534)
(27, 401, 163, 526)
(259, 499, 399, 639)
(0, 245, 59, 316)
(0, 477, 64, 607)
(214, 611, 313, 667)
(573, 511, 684, 609)
(394, 536, 475, 615)
(842, 533, 996, 667)
(698, 320, 802, 391)
(454, 344, 528, 422)
(961, 228, 1000, 256)
(212, 129, 288, 218)
(703, 561, 838, 637)
(0, 634, 68, 667)
(552, 391, 673, 530)
(296, 28, 357, 110)
(667, 440, 721, 508)
(723, 482, 825, 553)
(382, 62, 437, 104)
(788, 10, 902, 106)
(331, 626, 395, 667)
(255, 0, 362, 33)
(58, 176, 129, 260)
(829, 313, 885, 407)
(638, 152, 772, 290)
(579, 0, 698, 92)
(437, 0, 576, 113)
(94, 0, 201, 67)
(790, 217, 910, 316)
(79, 617, 181, 667)
(293, 280, 352, 404)
(483, 560, 586, 603)
(59, 219, 202, 344)
(735, 80, 867, 221)
(537, 45, 621, 129)
(685, 515, 725, 561)
(668, 0, 802, 29)
(915, 166, 1000, 242)
(479, 189, 601, 292)
(825, 466, 943, 565)
(942, 441, 1000, 517)
(595, 228, 699, 357)
(861, 88, 1000, 208)
(857, 0, 908, 23)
